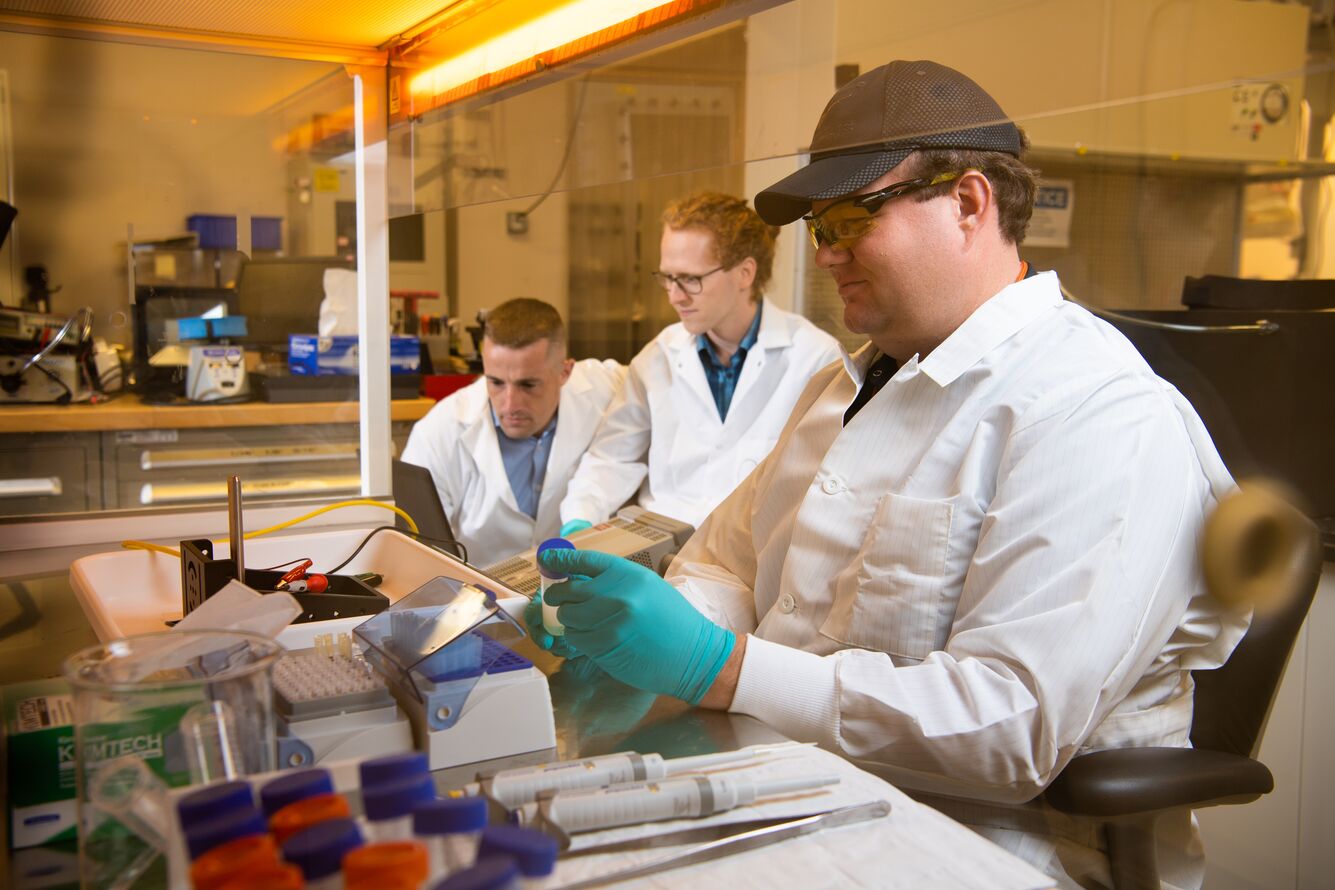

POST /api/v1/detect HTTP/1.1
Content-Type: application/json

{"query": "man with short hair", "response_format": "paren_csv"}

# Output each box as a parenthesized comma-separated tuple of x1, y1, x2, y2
(559, 192, 843, 530)
(535, 63, 1246, 889)
(402, 298, 623, 566)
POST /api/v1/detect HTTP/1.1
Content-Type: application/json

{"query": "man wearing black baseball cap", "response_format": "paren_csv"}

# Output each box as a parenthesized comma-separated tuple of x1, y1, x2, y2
(534, 62, 1241, 889)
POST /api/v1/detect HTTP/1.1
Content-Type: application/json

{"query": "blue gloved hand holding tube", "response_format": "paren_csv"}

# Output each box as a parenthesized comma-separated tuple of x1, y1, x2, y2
(524, 592, 577, 658)
(536, 548, 735, 705)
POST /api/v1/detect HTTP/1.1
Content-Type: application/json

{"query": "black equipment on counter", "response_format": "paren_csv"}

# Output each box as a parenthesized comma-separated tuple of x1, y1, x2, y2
(179, 537, 389, 624)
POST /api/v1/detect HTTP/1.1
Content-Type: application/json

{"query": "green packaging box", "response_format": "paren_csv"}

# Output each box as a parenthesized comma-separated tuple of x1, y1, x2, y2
(3, 676, 77, 848)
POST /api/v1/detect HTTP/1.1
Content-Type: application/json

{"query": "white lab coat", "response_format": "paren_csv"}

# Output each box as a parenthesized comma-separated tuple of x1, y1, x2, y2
(560, 299, 844, 528)
(669, 272, 1248, 889)
(401, 358, 624, 567)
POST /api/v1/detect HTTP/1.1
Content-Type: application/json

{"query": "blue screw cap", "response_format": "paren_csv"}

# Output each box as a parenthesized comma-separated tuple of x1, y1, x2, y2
(359, 751, 428, 789)
(536, 538, 576, 581)
(259, 768, 333, 817)
(183, 805, 267, 860)
(281, 817, 364, 881)
(478, 824, 559, 877)
(176, 780, 254, 831)
(431, 855, 520, 890)
(362, 773, 436, 821)
(413, 795, 488, 835)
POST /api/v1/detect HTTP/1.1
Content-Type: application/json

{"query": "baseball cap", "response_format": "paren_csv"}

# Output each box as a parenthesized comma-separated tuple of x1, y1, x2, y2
(755, 60, 1023, 225)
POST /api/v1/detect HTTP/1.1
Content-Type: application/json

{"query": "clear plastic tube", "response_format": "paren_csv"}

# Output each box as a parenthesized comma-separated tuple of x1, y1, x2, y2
(424, 831, 481, 878)
(367, 813, 415, 842)
(180, 700, 243, 784)
(536, 538, 575, 637)
(88, 755, 172, 852)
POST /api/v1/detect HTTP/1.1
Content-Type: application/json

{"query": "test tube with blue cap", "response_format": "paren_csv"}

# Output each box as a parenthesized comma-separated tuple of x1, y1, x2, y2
(414, 795, 488, 877)
(363, 773, 437, 842)
(281, 817, 365, 890)
(477, 825, 558, 889)
(536, 538, 575, 637)
(432, 855, 522, 890)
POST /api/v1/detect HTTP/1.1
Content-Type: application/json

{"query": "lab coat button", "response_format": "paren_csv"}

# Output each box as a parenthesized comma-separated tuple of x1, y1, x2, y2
(821, 478, 842, 495)
(779, 594, 796, 613)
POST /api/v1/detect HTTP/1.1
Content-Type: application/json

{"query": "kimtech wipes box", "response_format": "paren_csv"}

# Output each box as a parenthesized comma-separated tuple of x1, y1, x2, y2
(4, 677, 77, 848)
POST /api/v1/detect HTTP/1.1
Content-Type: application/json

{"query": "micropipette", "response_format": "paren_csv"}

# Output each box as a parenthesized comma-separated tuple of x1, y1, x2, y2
(538, 772, 840, 834)
(472, 748, 759, 809)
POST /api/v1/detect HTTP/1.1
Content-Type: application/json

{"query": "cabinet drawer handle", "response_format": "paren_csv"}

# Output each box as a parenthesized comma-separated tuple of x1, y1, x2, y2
(0, 477, 63, 498)
(140, 474, 362, 505)
(140, 443, 359, 470)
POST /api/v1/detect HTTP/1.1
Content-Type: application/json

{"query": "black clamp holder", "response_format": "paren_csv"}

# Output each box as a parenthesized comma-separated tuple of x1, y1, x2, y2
(179, 538, 389, 624)
(178, 474, 388, 624)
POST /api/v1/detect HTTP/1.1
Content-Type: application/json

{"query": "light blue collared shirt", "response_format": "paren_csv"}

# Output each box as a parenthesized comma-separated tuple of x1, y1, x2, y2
(494, 410, 558, 519)
(697, 302, 763, 421)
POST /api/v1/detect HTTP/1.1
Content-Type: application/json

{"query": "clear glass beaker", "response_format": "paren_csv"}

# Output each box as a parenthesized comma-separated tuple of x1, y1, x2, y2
(63, 630, 281, 889)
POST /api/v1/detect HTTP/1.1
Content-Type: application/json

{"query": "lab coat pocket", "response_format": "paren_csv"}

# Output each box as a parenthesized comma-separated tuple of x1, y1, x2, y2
(820, 491, 954, 661)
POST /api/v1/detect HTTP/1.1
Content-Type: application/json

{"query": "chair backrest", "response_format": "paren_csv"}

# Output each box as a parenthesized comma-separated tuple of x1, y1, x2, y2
(1190, 552, 1322, 758)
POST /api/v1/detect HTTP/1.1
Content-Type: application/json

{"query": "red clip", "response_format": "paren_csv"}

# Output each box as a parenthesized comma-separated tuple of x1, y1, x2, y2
(274, 559, 314, 590)
(286, 574, 328, 594)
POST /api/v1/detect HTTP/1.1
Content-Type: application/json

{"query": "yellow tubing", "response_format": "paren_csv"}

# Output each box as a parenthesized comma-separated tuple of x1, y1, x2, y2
(120, 499, 419, 558)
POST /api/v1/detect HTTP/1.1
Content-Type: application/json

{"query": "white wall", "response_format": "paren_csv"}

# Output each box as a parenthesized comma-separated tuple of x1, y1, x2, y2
(452, 85, 571, 327)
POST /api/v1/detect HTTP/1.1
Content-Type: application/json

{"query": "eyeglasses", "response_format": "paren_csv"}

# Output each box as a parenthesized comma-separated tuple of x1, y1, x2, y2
(651, 265, 726, 295)
(802, 170, 963, 249)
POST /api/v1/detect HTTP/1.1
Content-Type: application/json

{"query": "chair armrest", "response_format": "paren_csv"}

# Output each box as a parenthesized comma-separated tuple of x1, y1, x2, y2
(1044, 748, 1273, 818)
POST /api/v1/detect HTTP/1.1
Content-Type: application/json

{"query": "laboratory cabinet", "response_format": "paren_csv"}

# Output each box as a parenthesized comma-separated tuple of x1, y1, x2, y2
(0, 431, 100, 515)
(0, 398, 431, 518)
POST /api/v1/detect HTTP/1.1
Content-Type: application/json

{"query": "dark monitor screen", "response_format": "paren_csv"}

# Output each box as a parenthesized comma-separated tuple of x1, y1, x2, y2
(392, 459, 464, 558)
(236, 257, 354, 354)
(0, 201, 15, 252)
(131, 286, 237, 363)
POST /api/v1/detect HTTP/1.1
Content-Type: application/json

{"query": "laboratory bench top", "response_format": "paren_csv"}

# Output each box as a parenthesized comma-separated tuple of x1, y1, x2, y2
(0, 393, 435, 433)
(0, 567, 1056, 890)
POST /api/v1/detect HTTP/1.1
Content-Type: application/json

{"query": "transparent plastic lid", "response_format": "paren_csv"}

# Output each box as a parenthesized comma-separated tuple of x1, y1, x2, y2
(354, 576, 525, 706)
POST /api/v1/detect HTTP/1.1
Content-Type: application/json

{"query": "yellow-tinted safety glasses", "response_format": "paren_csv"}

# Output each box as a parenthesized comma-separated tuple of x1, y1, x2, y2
(802, 170, 963, 249)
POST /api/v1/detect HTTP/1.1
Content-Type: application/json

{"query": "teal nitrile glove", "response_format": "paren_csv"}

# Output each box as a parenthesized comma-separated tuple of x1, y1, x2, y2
(523, 593, 576, 658)
(537, 548, 735, 705)
(559, 519, 593, 537)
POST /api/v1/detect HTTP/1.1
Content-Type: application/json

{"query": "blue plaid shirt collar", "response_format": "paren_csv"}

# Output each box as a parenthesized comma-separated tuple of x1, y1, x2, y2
(696, 301, 763, 421)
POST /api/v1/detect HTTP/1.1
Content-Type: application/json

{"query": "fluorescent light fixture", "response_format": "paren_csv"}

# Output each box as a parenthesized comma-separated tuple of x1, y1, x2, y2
(408, 0, 705, 106)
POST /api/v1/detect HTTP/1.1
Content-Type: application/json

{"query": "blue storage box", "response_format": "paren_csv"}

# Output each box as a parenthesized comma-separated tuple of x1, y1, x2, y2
(187, 214, 238, 250)
(289, 334, 421, 376)
(251, 217, 283, 251)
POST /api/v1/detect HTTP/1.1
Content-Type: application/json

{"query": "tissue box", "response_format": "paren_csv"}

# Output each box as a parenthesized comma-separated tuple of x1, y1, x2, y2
(288, 335, 421, 376)
(4, 677, 77, 848)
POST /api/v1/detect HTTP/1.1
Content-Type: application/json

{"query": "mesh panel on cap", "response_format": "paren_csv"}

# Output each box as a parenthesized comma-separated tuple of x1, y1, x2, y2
(758, 59, 1022, 221)
(809, 150, 906, 201)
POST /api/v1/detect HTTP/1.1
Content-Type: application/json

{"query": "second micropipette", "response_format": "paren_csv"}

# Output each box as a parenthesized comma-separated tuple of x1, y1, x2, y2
(538, 771, 841, 834)
(469, 748, 760, 809)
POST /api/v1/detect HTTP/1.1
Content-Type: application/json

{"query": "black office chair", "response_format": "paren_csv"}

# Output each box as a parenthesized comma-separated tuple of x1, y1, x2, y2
(1043, 480, 1323, 890)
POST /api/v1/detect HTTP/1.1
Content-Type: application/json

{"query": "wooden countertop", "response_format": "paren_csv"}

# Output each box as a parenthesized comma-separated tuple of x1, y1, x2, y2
(0, 393, 435, 433)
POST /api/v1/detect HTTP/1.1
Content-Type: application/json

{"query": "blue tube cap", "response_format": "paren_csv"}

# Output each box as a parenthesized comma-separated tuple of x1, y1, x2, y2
(413, 796, 488, 836)
(281, 817, 364, 881)
(184, 805, 267, 860)
(259, 768, 333, 817)
(176, 780, 254, 832)
(362, 773, 436, 821)
(478, 824, 559, 877)
(432, 855, 520, 890)
(536, 538, 576, 581)
(359, 751, 429, 789)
